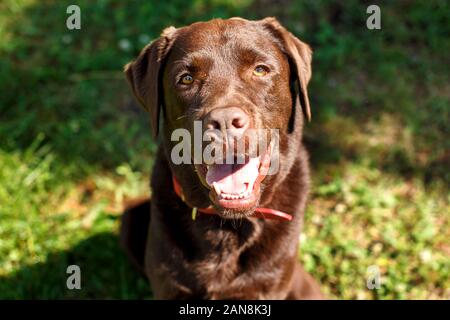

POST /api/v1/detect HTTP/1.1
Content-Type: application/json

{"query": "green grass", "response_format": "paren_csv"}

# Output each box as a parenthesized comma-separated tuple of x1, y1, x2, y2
(0, 0, 449, 299)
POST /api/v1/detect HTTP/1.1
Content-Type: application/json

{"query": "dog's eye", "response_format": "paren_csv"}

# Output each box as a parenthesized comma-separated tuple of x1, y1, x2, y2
(253, 65, 269, 77)
(180, 74, 194, 85)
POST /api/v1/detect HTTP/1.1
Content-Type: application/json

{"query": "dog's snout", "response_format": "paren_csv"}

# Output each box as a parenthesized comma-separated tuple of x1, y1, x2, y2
(204, 107, 249, 137)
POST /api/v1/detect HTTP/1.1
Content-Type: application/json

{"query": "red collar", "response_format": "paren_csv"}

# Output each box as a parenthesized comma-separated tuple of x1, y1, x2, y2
(172, 175, 292, 222)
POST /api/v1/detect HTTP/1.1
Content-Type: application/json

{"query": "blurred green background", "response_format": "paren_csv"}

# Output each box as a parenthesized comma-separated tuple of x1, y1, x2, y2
(0, 0, 449, 299)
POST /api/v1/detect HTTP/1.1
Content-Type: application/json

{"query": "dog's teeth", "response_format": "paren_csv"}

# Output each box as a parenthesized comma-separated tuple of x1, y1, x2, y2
(220, 191, 252, 200)
(212, 182, 221, 195)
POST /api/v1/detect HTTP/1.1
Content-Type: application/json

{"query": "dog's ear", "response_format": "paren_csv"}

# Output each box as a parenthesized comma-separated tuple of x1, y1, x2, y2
(124, 27, 177, 137)
(261, 17, 312, 122)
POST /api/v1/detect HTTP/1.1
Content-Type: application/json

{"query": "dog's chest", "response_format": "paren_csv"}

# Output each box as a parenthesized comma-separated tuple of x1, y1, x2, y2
(187, 221, 284, 299)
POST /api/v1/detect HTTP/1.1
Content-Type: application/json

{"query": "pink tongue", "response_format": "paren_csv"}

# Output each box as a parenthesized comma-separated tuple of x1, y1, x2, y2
(206, 158, 260, 195)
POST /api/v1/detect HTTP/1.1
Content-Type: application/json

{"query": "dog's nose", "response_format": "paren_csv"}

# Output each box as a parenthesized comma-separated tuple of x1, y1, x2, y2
(204, 107, 249, 138)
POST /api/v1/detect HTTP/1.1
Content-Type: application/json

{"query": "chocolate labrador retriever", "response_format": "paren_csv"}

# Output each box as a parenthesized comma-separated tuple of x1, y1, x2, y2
(121, 17, 323, 299)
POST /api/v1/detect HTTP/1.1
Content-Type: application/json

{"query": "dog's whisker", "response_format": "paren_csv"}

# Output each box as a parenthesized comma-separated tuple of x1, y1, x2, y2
(176, 114, 188, 121)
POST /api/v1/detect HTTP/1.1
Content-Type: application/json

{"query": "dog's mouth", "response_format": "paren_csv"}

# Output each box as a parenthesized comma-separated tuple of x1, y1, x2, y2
(195, 143, 272, 216)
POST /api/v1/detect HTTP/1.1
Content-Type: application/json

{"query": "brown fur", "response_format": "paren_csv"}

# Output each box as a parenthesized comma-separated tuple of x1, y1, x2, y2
(121, 17, 323, 299)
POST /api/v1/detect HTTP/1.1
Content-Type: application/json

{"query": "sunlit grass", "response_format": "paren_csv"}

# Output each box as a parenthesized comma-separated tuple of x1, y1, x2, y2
(303, 163, 450, 299)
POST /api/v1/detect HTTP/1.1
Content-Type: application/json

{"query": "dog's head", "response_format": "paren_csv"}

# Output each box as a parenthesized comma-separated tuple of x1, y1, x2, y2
(125, 17, 312, 218)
